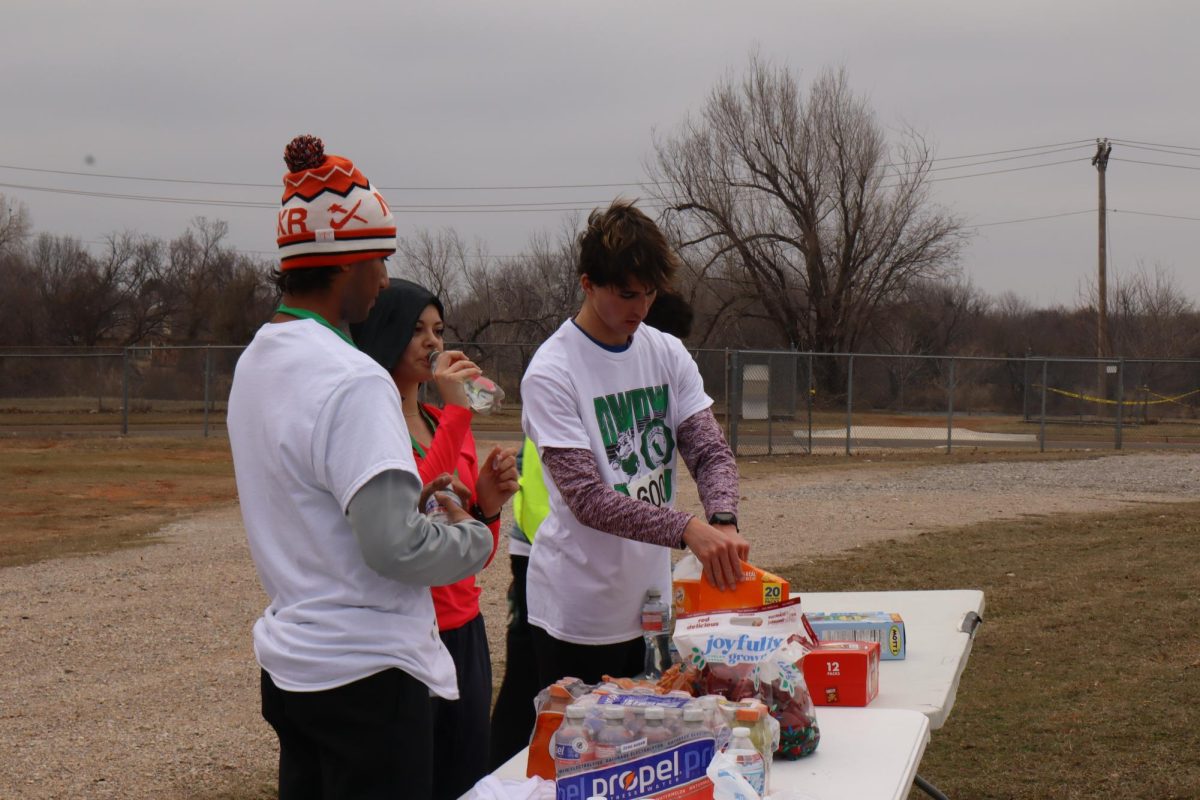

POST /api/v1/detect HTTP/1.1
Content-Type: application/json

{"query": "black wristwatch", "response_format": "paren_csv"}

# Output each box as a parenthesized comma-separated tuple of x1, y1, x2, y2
(708, 512, 738, 530)
(471, 504, 501, 525)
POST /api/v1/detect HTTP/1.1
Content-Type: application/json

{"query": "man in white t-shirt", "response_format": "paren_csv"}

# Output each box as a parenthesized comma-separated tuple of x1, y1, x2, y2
(520, 199, 750, 688)
(227, 135, 493, 800)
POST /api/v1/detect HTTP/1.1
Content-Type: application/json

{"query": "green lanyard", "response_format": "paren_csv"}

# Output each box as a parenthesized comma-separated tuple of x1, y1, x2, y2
(409, 405, 439, 459)
(275, 304, 356, 348)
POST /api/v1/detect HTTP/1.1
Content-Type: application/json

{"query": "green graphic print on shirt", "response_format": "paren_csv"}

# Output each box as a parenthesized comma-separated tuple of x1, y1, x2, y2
(593, 383, 675, 506)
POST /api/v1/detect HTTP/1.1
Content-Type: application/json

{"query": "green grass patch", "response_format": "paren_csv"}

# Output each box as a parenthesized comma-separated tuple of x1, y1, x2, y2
(773, 503, 1200, 800)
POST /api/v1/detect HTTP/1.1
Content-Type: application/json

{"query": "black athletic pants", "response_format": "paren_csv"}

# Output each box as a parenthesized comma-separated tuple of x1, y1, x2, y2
(260, 667, 433, 800)
(432, 613, 492, 800)
(488, 554, 540, 770)
(530, 623, 646, 689)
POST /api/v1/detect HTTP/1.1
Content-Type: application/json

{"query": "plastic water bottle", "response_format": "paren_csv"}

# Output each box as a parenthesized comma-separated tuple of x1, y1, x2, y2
(429, 350, 505, 415)
(423, 490, 464, 524)
(552, 705, 592, 771)
(640, 588, 672, 678)
(724, 727, 766, 796)
(681, 705, 708, 736)
(641, 706, 673, 745)
(594, 705, 633, 761)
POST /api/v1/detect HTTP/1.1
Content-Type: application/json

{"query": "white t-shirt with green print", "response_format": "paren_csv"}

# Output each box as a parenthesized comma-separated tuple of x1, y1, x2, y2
(520, 319, 712, 644)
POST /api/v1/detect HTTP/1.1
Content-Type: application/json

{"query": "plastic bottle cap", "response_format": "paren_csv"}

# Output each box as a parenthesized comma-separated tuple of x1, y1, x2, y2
(683, 707, 705, 722)
(732, 726, 752, 737)
(565, 705, 586, 719)
(602, 706, 625, 720)
(644, 707, 665, 720)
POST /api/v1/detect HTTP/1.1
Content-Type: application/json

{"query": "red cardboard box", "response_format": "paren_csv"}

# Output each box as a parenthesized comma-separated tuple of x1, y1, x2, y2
(802, 640, 880, 707)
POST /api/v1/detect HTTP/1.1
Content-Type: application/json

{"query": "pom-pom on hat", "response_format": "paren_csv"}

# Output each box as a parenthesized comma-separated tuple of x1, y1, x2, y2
(276, 135, 396, 270)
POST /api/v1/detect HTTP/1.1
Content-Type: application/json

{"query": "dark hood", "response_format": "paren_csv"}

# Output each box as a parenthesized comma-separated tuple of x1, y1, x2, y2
(350, 278, 444, 373)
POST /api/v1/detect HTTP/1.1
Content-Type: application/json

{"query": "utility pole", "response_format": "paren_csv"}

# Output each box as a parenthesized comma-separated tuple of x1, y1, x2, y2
(1091, 138, 1113, 405)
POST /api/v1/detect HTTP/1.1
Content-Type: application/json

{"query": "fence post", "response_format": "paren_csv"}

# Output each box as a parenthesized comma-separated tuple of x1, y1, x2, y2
(728, 350, 741, 457)
(806, 353, 814, 455)
(121, 348, 130, 435)
(1115, 358, 1124, 451)
(766, 359, 774, 457)
(723, 349, 732, 442)
(1039, 359, 1048, 453)
(845, 355, 854, 456)
(203, 346, 212, 439)
(946, 358, 956, 454)
(1023, 351, 1031, 422)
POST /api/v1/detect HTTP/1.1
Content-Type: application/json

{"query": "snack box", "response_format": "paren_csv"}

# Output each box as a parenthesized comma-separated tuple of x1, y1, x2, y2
(672, 561, 789, 616)
(804, 611, 906, 660)
(802, 640, 880, 707)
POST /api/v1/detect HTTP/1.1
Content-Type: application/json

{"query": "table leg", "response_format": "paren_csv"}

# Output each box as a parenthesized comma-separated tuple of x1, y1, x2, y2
(914, 774, 950, 800)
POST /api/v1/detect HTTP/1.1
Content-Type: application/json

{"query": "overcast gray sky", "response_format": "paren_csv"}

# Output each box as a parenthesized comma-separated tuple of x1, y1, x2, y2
(3, 0, 1196, 306)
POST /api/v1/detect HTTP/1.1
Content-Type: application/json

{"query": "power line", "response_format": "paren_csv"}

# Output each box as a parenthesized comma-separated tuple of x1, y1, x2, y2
(1109, 137, 1200, 152)
(5, 157, 1089, 214)
(965, 209, 1094, 229)
(1110, 157, 1200, 172)
(922, 144, 1091, 174)
(926, 138, 1094, 162)
(0, 139, 1096, 191)
(1109, 142, 1200, 159)
(912, 158, 1085, 186)
(1112, 208, 1200, 222)
(0, 180, 660, 213)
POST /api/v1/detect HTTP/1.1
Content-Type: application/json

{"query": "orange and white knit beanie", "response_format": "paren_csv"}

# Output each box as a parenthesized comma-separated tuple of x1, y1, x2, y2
(276, 135, 397, 270)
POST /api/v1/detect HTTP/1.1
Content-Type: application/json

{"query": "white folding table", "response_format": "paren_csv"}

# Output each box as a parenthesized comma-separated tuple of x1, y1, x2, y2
(801, 589, 985, 799)
(474, 589, 984, 800)
(799, 590, 986, 730)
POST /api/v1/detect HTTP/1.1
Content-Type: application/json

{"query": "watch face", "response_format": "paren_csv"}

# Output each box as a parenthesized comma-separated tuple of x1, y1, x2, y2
(710, 513, 737, 526)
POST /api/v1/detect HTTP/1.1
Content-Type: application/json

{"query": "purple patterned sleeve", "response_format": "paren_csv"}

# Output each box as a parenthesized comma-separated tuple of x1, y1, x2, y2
(541, 448, 693, 548)
(676, 408, 739, 520)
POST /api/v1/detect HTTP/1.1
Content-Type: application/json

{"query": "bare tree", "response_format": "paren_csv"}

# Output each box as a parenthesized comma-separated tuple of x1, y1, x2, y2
(650, 57, 966, 387)
(1106, 261, 1197, 359)
(0, 194, 31, 254)
(395, 228, 474, 310)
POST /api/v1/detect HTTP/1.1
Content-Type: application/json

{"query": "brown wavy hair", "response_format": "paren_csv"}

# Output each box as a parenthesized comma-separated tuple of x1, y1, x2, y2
(577, 199, 679, 289)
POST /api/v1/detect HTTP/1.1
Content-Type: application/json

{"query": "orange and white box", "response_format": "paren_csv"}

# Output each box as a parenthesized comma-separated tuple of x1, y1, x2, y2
(672, 559, 789, 616)
(802, 640, 880, 707)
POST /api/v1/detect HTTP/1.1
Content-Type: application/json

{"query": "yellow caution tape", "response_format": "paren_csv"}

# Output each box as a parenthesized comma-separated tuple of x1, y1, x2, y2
(1033, 385, 1200, 407)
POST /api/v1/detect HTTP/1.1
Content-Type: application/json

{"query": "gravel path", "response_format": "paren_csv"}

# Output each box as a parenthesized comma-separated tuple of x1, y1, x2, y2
(3, 452, 1197, 799)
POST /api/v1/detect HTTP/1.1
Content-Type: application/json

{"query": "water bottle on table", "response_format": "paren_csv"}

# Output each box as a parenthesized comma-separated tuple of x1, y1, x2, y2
(429, 350, 505, 414)
(724, 726, 766, 796)
(552, 704, 592, 771)
(640, 588, 672, 678)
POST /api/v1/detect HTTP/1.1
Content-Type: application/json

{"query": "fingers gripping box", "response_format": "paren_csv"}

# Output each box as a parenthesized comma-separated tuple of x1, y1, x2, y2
(802, 640, 880, 707)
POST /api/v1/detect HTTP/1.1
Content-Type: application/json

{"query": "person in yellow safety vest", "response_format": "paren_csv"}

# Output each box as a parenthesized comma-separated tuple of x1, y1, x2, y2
(487, 290, 695, 769)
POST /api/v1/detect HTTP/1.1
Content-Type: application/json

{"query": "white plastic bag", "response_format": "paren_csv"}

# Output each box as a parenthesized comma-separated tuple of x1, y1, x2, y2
(707, 749, 763, 800)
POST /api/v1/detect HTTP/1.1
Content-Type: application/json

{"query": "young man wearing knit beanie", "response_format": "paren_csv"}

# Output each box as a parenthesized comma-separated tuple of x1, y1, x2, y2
(227, 136, 494, 800)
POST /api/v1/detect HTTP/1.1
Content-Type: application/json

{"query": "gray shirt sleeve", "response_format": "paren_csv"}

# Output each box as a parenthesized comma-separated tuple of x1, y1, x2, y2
(346, 468, 493, 586)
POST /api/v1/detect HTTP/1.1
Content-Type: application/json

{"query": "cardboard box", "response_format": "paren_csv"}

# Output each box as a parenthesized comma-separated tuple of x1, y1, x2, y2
(672, 561, 789, 616)
(802, 640, 880, 707)
(805, 611, 906, 660)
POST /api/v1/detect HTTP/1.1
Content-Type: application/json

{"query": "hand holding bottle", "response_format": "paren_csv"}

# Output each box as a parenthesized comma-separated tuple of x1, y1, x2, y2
(429, 350, 505, 414)
(428, 349, 481, 409)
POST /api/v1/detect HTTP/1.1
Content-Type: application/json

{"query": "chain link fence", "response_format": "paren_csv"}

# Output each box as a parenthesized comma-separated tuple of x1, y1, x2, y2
(4, 345, 1200, 451)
